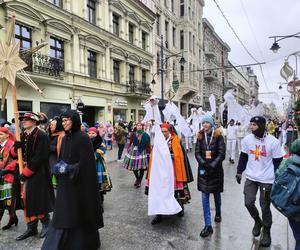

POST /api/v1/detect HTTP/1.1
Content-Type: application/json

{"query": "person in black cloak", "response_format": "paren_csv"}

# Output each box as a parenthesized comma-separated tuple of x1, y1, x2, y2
(42, 110, 103, 250)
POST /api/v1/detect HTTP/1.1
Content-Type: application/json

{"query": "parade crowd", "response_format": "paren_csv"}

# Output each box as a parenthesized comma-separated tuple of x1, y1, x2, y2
(0, 108, 299, 250)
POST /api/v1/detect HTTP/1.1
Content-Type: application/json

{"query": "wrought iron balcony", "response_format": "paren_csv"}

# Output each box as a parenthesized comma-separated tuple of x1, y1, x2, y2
(20, 52, 64, 77)
(126, 80, 152, 96)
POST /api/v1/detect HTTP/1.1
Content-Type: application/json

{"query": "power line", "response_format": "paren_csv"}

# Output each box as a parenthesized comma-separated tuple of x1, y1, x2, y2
(212, 0, 270, 91)
(212, 0, 258, 63)
(239, 0, 271, 92)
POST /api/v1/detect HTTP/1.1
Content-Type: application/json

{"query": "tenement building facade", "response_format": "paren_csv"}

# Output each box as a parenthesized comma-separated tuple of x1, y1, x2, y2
(151, 0, 205, 117)
(202, 18, 230, 110)
(0, 0, 155, 125)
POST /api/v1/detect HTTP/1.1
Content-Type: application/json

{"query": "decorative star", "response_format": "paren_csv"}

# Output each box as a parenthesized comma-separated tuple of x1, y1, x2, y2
(0, 42, 27, 86)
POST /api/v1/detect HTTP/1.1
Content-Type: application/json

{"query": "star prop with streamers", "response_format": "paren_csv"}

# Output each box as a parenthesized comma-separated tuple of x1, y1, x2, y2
(0, 42, 27, 86)
(0, 13, 45, 173)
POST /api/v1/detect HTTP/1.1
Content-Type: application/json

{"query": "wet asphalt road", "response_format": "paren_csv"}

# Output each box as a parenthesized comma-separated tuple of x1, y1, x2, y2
(0, 147, 295, 250)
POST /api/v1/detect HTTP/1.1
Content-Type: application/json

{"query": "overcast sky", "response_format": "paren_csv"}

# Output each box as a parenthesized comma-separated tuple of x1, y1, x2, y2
(203, 0, 300, 106)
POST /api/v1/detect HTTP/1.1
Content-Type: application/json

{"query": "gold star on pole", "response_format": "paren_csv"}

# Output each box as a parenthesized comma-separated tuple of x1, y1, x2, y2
(0, 13, 46, 173)
(0, 42, 27, 86)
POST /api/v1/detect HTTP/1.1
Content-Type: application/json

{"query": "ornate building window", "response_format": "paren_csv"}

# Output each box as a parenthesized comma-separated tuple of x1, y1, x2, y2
(180, 0, 184, 17)
(180, 65, 184, 82)
(165, 21, 169, 48)
(171, 0, 175, 12)
(87, 0, 96, 24)
(49, 37, 64, 74)
(156, 14, 160, 35)
(180, 30, 184, 50)
(15, 24, 32, 50)
(156, 52, 160, 75)
(129, 65, 135, 82)
(172, 27, 176, 47)
(142, 69, 147, 84)
(113, 60, 120, 83)
(113, 14, 119, 36)
(50, 37, 64, 59)
(52, 0, 63, 7)
(88, 50, 97, 78)
(128, 23, 134, 44)
(142, 31, 147, 50)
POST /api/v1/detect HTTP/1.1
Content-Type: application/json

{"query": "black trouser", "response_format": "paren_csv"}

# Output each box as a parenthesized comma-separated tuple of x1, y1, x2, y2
(243, 179, 272, 227)
(133, 170, 144, 183)
(0, 201, 5, 221)
(117, 143, 125, 160)
(0, 198, 17, 221)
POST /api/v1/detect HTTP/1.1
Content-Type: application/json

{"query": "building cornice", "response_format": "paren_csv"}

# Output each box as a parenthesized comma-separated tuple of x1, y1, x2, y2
(131, 0, 156, 20)
(203, 18, 231, 52)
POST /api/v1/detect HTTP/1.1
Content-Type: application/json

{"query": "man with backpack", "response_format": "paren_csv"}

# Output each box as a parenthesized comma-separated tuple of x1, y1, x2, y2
(272, 139, 300, 250)
(235, 116, 283, 247)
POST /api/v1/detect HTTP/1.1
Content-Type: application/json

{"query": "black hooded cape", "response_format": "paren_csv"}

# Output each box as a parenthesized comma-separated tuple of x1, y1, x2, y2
(43, 110, 103, 250)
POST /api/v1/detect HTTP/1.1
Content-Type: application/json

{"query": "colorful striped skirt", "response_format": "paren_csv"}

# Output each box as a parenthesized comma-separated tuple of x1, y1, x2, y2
(0, 179, 12, 201)
(96, 158, 112, 193)
(123, 146, 149, 171)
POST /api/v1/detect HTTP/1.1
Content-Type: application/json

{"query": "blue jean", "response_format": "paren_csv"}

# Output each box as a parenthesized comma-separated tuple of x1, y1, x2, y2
(117, 143, 125, 160)
(105, 140, 112, 149)
(289, 218, 300, 250)
(202, 192, 221, 226)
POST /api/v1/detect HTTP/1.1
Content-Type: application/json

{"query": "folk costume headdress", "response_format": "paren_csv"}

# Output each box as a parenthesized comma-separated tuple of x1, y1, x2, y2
(19, 112, 40, 124)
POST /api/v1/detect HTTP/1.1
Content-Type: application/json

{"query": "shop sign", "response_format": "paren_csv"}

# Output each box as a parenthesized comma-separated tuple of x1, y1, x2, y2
(115, 100, 128, 107)
(76, 101, 85, 112)
(192, 95, 201, 104)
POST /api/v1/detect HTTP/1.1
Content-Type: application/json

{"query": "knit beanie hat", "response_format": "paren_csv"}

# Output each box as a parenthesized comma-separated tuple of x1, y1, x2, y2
(88, 127, 98, 134)
(202, 115, 214, 126)
(250, 116, 266, 138)
(291, 138, 300, 156)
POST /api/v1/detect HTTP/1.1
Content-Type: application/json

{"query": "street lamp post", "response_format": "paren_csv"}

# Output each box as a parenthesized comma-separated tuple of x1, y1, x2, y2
(269, 32, 300, 53)
(152, 35, 186, 122)
(159, 34, 165, 119)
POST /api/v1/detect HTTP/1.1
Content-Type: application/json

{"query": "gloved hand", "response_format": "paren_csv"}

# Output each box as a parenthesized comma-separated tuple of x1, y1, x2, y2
(235, 174, 242, 184)
(52, 160, 69, 175)
(204, 163, 214, 175)
(19, 174, 28, 182)
(13, 141, 24, 151)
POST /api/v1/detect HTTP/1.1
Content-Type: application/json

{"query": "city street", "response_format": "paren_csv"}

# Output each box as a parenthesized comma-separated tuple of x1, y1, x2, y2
(0, 146, 295, 250)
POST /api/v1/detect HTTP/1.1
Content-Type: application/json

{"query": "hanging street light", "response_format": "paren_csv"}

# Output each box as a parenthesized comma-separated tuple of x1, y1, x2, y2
(270, 42, 280, 53)
(269, 32, 300, 53)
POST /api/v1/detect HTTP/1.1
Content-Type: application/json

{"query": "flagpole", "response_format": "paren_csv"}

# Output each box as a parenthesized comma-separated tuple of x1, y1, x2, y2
(12, 84, 23, 173)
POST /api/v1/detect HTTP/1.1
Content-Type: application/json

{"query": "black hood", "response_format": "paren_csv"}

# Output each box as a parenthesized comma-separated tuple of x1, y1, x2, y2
(60, 110, 81, 133)
(250, 116, 266, 138)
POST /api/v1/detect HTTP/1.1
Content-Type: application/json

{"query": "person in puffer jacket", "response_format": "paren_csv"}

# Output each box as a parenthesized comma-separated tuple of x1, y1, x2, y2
(195, 115, 225, 238)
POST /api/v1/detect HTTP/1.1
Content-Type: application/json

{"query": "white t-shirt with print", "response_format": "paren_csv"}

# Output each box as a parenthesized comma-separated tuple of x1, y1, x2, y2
(241, 134, 282, 184)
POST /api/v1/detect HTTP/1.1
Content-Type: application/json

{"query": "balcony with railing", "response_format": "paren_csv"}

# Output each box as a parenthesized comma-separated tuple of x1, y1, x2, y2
(126, 80, 152, 96)
(204, 70, 218, 82)
(21, 52, 64, 77)
(204, 50, 216, 58)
